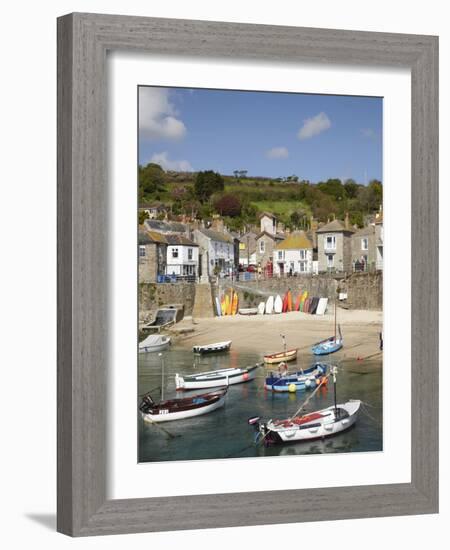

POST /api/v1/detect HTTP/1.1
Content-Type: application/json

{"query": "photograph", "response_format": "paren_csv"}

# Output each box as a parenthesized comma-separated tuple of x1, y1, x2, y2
(137, 86, 383, 462)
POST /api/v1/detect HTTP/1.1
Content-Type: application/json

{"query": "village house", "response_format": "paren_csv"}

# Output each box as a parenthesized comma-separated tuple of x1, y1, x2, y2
(316, 215, 354, 273)
(193, 228, 235, 281)
(351, 225, 376, 272)
(238, 230, 257, 267)
(138, 229, 167, 283)
(259, 212, 277, 234)
(273, 231, 315, 276)
(375, 211, 383, 270)
(139, 203, 168, 220)
(255, 212, 285, 271)
(165, 234, 199, 281)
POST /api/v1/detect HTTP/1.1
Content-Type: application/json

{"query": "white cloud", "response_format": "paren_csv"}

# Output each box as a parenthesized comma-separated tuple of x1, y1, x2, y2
(266, 146, 289, 159)
(362, 128, 377, 139)
(297, 112, 331, 140)
(150, 152, 193, 172)
(139, 87, 187, 140)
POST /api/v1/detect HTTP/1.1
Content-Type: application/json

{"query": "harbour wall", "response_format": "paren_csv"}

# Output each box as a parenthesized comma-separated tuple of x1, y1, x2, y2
(223, 271, 382, 311)
(139, 282, 197, 321)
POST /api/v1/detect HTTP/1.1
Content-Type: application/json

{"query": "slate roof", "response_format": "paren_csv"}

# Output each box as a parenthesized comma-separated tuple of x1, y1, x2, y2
(352, 225, 375, 238)
(255, 231, 284, 241)
(165, 234, 198, 247)
(138, 230, 167, 245)
(197, 228, 234, 243)
(145, 219, 187, 233)
(315, 219, 354, 233)
(275, 231, 313, 250)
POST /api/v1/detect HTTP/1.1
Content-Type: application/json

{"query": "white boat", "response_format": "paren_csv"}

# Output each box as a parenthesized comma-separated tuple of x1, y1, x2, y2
(140, 388, 227, 423)
(257, 301, 266, 315)
(239, 307, 258, 315)
(138, 334, 171, 353)
(261, 400, 361, 443)
(274, 295, 283, 314)
(265, 296, 274, 314)
(193, 340, 232, 354)
(175, 364, 260, 390)
(315, 297, 328, 315)
(215, 296, 222, 316)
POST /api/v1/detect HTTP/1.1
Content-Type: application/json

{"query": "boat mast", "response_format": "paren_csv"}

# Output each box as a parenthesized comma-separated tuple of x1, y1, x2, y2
(334, 291, 337, 342)
(331, 365, 338, 413)
(281, 333, 286, 353)
(159, 352, 165, 401)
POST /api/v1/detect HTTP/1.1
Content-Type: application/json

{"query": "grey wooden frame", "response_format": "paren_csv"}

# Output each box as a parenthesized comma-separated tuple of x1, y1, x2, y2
(57, 12, 438, 537)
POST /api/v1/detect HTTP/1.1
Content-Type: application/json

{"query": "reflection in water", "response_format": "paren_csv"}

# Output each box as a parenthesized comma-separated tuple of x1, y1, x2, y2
(138, 347, 382, 463)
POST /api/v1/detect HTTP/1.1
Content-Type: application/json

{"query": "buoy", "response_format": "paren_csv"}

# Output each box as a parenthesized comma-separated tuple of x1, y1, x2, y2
(288, 383, 297, 393)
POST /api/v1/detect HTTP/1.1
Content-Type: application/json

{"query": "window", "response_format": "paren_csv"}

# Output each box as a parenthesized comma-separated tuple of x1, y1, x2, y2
(277, 250, 284, 260)
(172, 247, 179, 258)
(139, 245, 146, 257)
(299, 261, 307, 272)
(327, 254, 334, 268)
(299, 249, 306, 260)
(325, 235, 336, 250)
(361, 237, 369, 251)
(260, 240, 265, 253)
(188, 248, 193, 260)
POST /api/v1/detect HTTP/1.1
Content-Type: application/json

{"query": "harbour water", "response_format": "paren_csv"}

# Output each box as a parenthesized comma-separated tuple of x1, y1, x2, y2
(138, 347, 382, 463)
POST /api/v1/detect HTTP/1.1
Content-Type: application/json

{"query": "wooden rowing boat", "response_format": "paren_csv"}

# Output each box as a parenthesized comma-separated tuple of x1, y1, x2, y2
(193, 340, 232, 355)
(263, 348, 298, 364)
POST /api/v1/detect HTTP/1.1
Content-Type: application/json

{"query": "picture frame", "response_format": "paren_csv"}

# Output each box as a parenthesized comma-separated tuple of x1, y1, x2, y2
(57, 12, 438, 536)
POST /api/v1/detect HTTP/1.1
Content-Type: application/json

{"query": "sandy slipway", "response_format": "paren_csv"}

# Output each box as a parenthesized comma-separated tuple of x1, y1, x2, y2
(173, 308, 383, 363)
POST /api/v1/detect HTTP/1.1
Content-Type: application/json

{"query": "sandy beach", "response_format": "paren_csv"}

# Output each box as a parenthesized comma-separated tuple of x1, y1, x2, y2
(171, 308, 383, 364)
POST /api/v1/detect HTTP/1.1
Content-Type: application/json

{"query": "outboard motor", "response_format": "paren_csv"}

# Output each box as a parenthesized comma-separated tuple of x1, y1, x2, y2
(139, 394, 155, 414)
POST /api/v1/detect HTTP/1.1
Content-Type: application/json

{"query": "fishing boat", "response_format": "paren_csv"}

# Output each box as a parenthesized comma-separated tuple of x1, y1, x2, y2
(264, 363, 328, 392)
(175, 363, 261, 390)
(193, 340, 232, 354)
(264, 334, 297, 364)
(138, 334, 171, 353)
(312, 297, 343, 355)
(239, 307, 258, 315)
(249, 366, 360, 443)
(140, 388, 227, 422)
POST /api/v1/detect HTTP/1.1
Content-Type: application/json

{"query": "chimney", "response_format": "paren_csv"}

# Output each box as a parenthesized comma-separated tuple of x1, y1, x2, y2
(345, 212, 350, 229)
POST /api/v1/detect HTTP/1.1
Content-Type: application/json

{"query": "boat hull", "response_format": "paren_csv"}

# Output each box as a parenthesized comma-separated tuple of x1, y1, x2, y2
(267, 401, 360, 442)
(193, 341, 232, 354)
(265, 364, 328, 392)
(312, 339, 343, 355)
(176, 365, 259, 390)
(138, 335, 171, 353)
(264, 349, 298, 364)
(140, 390, 227, 423)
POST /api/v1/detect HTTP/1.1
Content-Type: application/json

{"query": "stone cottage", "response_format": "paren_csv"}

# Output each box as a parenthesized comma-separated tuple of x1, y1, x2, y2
(138, 229, 167, 283)
(316, 217, 354, 273)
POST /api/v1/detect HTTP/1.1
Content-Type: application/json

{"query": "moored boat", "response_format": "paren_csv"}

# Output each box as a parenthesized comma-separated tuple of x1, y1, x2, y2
(138, 334, 171, 353)
(193, 340, 232, 354)
(139, 388, 227, 423)
(264, 363, 328, 392)
(264, 348, 298, 364)
(175, 363, 261, 390)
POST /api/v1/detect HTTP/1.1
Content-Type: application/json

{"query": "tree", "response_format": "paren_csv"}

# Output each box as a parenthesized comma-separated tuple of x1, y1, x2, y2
(344, 178, 359, 199)
(214, 194, 242, 217)
(138, 210, 149, 225)
(139, 163, 166, 196)
(317, 178, 345, 200)
(194, 170, 224, 201)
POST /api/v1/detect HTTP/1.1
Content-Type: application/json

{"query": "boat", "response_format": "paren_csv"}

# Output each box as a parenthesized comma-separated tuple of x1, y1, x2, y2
(215, 296, 222, 316)
(316, 297, 328, 315)
(193, 340, 232, 354)
(264, 348, 297, 364)
(139, 388, 228, 422)
(274, 294, 283, 313)
(265, 295, 274, 314)
(257, 301, 266, 315)
(299, 291, 308, 311)
(249, 366, 360, 443)
(175, 364, 261, 390)
(231, 290, 239, 315)
(239, 307, 258, 315)
(294, 292, 302, 311)
(264, 334, 297, 364)
(312, 300, 343, 355)
(138, 334, 171, 353)
(264, 363, 328, 392)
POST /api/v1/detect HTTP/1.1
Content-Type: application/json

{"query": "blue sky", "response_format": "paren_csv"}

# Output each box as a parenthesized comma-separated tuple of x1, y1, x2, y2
(138, 86, 382, 184)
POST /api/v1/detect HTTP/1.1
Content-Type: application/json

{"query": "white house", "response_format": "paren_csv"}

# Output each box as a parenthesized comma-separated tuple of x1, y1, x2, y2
(165, 234, 199, 280)
(193, 228, 235, 280)
(273, 231, 314, 276)
(259, 212, 277, 235)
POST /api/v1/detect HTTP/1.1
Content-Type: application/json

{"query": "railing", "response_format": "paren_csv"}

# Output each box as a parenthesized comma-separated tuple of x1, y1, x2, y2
(156, 274, 197, 283)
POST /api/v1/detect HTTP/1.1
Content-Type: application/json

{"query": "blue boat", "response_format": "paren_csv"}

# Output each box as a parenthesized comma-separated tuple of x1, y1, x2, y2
(264, 363, 328, 392)
(312, 325, 343, 356)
